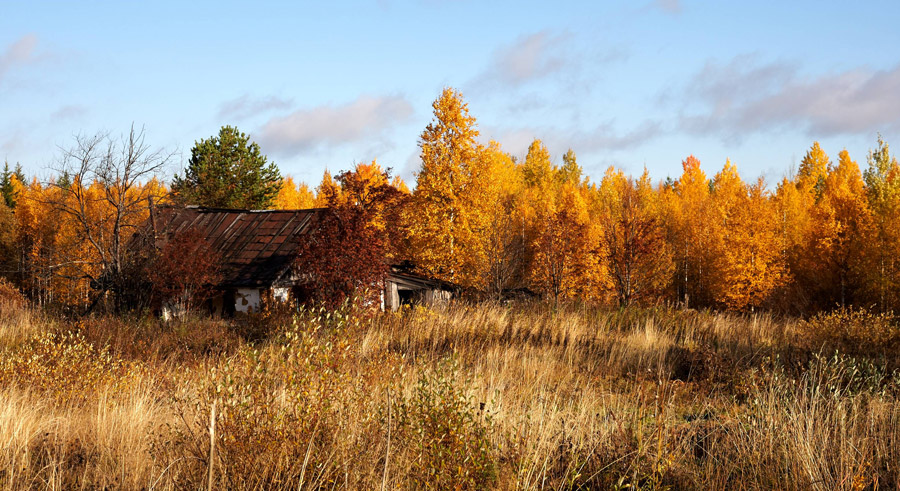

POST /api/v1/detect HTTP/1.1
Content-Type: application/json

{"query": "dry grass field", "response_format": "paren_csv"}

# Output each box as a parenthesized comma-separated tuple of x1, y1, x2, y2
(1, 297, 899, 490)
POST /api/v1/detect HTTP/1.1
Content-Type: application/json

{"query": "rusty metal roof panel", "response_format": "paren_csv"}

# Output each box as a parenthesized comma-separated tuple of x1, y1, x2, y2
(144, 206, 329, 287)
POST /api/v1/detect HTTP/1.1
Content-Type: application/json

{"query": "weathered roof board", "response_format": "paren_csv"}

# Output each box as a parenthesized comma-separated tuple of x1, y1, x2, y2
(388, 270, 458, 291)
(150, 207, 328, 287)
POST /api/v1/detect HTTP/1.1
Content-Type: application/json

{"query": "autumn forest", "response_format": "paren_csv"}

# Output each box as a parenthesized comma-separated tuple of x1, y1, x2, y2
(2, 87, 898, 314)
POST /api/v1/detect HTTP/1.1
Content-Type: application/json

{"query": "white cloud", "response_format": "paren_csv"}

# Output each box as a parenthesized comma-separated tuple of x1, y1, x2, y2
(257, 94, 414, 156)
(679, 56, 900, 138)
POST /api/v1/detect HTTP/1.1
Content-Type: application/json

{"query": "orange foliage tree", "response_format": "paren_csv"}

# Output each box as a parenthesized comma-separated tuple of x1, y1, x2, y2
(12, 86, 900, 317)
(598, 168, 673, 306)
(531, 183, 608, 303)
(293, 163, 405, 307)
(15, 178, 80, 305)
(808, 150, 873, 308)
(777, 142, 831, 309)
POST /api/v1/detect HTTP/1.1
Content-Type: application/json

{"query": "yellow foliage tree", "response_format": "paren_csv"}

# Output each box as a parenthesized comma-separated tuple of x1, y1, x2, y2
(662, 155, 723, 308)
(272, 176, 315, 210)
(862, 135, 900, 310)
(480, 142, 528, 297)
(798, 141, 830, 196)
(712, 161, 785, 310)
(522, 139, 556, 189)
(809, 150, 872, 308)
(314, 170, 340, 208)
(405, 88, 494, 288)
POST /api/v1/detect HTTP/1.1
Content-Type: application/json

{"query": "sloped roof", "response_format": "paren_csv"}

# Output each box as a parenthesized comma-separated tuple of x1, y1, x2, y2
(388, 263, 460, 291)
(148, 206, 328, 287)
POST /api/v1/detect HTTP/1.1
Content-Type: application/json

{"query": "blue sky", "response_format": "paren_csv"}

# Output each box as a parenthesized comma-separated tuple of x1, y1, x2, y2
(2, 0, 900, 187)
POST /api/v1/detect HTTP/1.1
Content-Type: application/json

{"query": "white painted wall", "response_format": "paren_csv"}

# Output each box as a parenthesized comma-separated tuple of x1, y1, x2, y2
(272, 287, 290, 303)
(235, 288, 261, 313)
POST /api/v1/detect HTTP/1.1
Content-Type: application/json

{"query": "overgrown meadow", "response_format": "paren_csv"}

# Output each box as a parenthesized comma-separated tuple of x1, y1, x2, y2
(2, 288, 899, 490)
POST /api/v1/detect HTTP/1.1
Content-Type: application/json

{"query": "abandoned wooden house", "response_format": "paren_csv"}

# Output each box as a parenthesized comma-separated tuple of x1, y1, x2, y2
(144, 206, 454, 316)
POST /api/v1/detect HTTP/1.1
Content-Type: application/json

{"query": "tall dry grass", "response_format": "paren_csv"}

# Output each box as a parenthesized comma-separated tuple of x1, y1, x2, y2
(0, 301, 897, 489)
(0, 299, 47, 350)
(0, 382, 167, 489)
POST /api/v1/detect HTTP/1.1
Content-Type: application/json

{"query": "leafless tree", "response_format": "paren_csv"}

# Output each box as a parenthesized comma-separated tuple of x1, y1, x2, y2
(48, 125, 175, 310)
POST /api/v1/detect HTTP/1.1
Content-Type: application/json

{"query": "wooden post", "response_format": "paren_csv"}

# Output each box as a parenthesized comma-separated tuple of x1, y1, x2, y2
(208, 400, 216, 491)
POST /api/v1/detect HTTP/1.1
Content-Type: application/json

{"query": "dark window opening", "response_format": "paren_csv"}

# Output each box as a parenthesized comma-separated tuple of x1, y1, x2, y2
(398, 288, 420, 306)
(291, 285, 314, 306)
(223, 289, 236, 317)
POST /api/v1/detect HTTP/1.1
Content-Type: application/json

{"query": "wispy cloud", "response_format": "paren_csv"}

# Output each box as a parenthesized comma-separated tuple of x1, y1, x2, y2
(474, 31, 570, 89)
(576, 120, 663, 151)
(678, 56, 900, 139)
(472, 30, 628, 91)
(484, 119, 662, 159)
(0, 34, 38, 82)
(51, 104, 88, 120)
(469, 30, 627, 121)
(652, 0, 681, 14)
(0, 126, 28, 155)
(257, 94, 414, 156)
(217, 94, 294, 121)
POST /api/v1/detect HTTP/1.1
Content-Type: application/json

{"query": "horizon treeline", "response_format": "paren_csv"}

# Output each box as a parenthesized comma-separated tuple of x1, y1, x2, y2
(1, 87, 898, 314)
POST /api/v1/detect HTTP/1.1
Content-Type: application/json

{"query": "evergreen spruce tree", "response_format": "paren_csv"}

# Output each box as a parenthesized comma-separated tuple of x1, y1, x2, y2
(0, 162, 25, 208)
(172, 126, 281, 209)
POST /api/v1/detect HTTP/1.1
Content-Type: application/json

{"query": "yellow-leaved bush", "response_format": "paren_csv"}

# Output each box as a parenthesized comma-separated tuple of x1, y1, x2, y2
(0, 330, 146, 404)
(165, 305, 498, 489)
(800, 307, 900, 357)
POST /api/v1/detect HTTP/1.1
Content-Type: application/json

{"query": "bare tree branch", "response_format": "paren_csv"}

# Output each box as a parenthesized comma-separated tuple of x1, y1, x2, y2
(40, 124, 175, 310)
